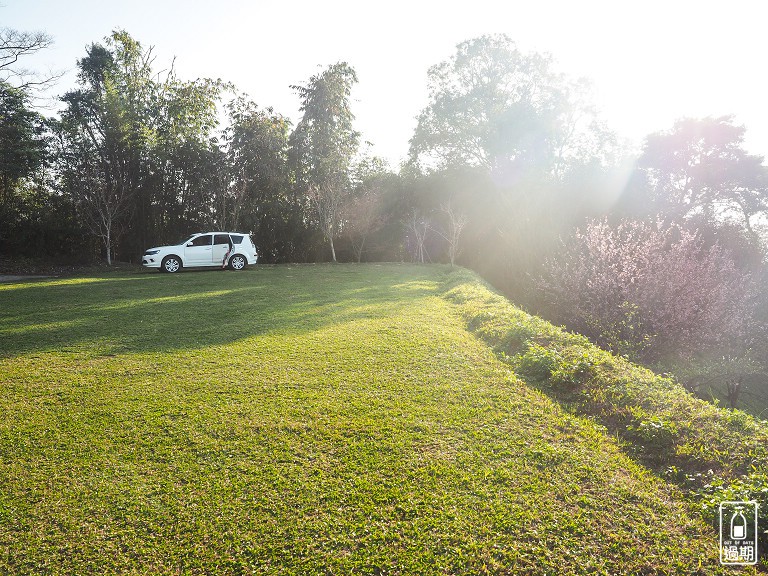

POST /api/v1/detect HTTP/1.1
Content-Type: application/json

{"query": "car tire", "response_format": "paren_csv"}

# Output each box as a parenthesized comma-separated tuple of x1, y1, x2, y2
(228, 254, 246, 271)
(161, 256, 182, 273)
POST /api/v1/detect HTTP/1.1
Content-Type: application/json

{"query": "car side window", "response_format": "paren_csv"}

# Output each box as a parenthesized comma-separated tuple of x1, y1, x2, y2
(231, 235, 244, 244)
(213, 234, 230, 245)
(190, 235, 212, 247)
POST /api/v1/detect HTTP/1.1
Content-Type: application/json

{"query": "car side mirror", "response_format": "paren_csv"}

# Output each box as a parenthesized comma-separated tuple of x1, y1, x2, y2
(186, 242, 193, 247)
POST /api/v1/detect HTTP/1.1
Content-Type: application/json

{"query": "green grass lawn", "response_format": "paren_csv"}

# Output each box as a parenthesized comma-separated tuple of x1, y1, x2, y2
(0, 264, 743, 574)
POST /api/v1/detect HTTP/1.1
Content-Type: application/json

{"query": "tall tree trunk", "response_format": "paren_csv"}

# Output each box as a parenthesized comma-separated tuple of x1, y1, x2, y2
(106, 225, 112, 265)
(329, 236, 337, 262)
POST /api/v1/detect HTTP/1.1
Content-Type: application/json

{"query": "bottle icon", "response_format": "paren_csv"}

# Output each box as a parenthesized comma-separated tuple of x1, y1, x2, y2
(720, 501, 758, 565)
(731, 510, 748, 540)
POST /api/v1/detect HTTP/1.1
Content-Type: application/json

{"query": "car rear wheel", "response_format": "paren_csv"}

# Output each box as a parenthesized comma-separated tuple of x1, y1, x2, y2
(161, 256, 182, 273)
(229, 254, 246, 271)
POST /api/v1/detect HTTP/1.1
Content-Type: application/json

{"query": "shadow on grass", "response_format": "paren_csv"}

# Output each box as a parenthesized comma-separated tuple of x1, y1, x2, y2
(0, 264, 443, 358)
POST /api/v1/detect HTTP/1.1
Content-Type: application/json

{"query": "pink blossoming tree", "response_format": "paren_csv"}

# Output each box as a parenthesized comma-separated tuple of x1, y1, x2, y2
(539, 218, 754, 371)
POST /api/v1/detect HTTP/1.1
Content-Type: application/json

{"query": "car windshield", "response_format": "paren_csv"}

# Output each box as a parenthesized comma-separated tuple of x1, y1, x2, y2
(177, 235, 197, 245)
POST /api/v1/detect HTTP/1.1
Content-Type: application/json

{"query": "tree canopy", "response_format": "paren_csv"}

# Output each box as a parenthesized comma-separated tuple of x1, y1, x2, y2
(0, 81, 46, 197)
(633, 116, 768, 234)
(409, 34, 616, 182)
(289, 62, 360, 261)
(55, 30, 228, 262)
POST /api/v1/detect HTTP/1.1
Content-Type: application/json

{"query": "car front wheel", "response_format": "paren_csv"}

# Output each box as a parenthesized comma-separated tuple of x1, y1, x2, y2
(229, 254, 246, 271)
(161, 256, 182, 273)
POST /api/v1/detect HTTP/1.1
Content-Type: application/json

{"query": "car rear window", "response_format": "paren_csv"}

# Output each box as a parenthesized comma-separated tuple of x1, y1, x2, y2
(230, 235, 244, 244)
(214, 234, 230, 245)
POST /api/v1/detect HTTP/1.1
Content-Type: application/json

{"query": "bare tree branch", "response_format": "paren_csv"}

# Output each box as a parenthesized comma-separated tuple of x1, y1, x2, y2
(404, 209, 430, 263)
(0, 27, 63, 92)
(433, 201, 468, 267)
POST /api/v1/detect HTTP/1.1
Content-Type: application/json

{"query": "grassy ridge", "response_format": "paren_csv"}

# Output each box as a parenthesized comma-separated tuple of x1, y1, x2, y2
(440, 269, 768, 531)
(0, 264, 745, 574)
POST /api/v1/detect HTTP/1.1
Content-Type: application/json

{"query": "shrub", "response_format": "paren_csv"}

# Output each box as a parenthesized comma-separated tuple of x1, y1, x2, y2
(441, 268, 768, 486)
(538, 218, 754, 366)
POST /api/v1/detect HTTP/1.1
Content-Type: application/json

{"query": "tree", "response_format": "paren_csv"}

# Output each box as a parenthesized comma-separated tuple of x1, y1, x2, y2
(223, 97, 309, 262)
(343, 188, 379, 262)
(342, 153, 393, 263)
(289, 63, 359, 262)
(539, 218, 754, 367)
(149, 75, 227, 247)
(409, 34, 615, 180)
(0, 27, 52, 196)
(56, 127, 132, 265)
(0, 29, 61, 258)
(404, 209, 430, 263)
(56, 32, 151, 263)
(0, 81, 47, 204)
(56, 30, 227, 262)
(0, 27, 61, 91)
(435, 200, 467, 267)
(225, 98, 288, 230)
(407, 34, 622, 304)
(0, 83, 83, 260)
(615, 118, 768, 409)
(633, 116, 768, 233)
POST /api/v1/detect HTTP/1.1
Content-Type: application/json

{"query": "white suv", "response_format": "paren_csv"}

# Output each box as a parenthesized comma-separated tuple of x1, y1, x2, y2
(142, 232, 258, 273)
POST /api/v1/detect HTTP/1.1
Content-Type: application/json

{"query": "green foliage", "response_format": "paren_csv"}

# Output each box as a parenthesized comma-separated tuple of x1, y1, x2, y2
(516, 343, 557, 381)
(694, 472, 768, 563)
(290, 62, 359, 188)
(629, 116, 768, 232)
(0, 179, 91, 260)
(406, 36, 627, 303)
(0, 264, 738, 574)
(409, 34, 618, 179)
(289, 63, 360, 262)
(0, 82, 66, 257)
(56, 30, 229, 263)
(342, 152, 396, 263)
(517, 344, 600, 390)
(441, 267, 768, 500)
(0, 82, 46, 193)
(223, 97, 310, 262)
(625, 417, 679, 452)
(586, 300, 653, 360)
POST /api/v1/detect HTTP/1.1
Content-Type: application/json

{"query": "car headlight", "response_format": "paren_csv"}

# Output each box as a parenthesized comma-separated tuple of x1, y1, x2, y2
(145, 250, 160, 255)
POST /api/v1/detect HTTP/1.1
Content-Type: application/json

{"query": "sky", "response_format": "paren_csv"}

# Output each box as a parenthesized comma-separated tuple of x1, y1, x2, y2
(3, 0, 768, 167)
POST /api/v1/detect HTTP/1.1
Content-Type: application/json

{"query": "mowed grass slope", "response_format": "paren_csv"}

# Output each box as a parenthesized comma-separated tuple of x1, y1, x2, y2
(0, 264, 736, 574)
